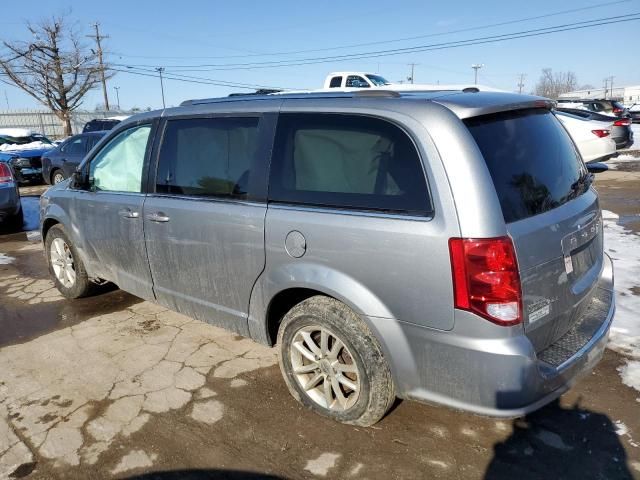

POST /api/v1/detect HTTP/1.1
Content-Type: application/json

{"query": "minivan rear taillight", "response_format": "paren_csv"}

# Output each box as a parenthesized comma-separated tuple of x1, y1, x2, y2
(591, 129, 610, 138)
(449, 237, 522, 326)
(0, 163, 13, 184)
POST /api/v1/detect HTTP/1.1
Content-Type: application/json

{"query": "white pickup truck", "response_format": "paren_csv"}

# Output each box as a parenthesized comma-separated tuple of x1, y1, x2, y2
(323, 72, 393, 89)
(321, 71, 501, 93)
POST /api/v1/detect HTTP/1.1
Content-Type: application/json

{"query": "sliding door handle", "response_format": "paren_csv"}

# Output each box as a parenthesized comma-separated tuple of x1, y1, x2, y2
(147, 212, 170, 223)
(118, 208, 139, 219)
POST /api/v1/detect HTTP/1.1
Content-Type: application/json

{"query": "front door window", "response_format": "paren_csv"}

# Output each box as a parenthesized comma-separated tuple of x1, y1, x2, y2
(89, 125, 151, 192)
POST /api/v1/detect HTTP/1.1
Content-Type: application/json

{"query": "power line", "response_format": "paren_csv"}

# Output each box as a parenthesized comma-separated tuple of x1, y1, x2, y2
(114, 13, 640, 71)
(111, 67, 284, 91)
(112, 0, 631, 61)
(119, 65, 285, 90)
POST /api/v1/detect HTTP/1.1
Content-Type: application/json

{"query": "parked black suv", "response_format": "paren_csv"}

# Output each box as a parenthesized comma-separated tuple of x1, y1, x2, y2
(82, 118, 123, 133)
(557, 98, 629, 118)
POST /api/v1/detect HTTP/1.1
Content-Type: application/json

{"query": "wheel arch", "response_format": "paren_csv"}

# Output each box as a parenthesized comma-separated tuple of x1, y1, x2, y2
(248, 263, 395, 356)
(41, 217, 60, 241)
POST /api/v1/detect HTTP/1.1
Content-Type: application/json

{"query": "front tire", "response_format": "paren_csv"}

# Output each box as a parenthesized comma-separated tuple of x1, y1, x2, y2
(278, 296, 395, 426)
(45, 224, 93, 298)
(51, 169, 65, 185)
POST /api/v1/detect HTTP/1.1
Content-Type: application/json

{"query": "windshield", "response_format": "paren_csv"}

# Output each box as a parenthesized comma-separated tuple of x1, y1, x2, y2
(365, 74, 391, 86)
(465, 109, 588, 223)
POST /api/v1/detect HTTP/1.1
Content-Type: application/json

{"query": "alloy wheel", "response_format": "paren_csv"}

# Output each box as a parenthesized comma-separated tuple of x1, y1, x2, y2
(289, 325, 361, 411)
(50, 237, 76, 288)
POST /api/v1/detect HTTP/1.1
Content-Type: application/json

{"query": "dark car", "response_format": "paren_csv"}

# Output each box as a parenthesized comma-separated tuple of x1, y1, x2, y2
(557, 98, 629, 118)
(556, 107, 634, 149)
(42, 131, 108, 184)
(629, 104, 640, 124)
(0, 132, 55, 185)
(0, 161, 22, 226)
(82, 118, 123, 133)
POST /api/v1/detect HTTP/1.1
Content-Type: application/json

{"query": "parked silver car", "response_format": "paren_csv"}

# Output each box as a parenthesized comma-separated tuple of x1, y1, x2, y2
(40, 90, 615, 426)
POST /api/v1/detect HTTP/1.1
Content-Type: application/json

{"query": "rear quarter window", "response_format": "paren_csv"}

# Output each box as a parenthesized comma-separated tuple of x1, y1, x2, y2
(465, 109, 588, 223)
(269, 113, 431, 216)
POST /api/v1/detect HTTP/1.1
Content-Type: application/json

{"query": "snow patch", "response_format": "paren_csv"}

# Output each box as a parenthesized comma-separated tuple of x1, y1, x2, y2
(603, 210, 640, 393)
(608, 154, 638, 170)
(0, 253, 15, 264)
(304, 453, 340, 477)
(614, 420, 629, 436)
(619, 361, 640, 392)
(0, 141, 53, 152)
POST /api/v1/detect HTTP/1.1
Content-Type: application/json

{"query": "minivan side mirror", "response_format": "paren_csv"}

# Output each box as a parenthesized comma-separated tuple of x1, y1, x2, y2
(586, 162, 608, 174)
(71, 169, 90, 190)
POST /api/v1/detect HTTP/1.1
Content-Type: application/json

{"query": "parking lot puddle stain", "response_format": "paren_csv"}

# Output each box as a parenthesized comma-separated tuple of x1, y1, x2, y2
(0, 289, 142, 348)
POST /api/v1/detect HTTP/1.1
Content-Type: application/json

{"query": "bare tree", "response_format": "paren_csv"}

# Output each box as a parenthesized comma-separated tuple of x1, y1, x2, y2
(534, 68, 577, 99)
(0, 15, 110, 136)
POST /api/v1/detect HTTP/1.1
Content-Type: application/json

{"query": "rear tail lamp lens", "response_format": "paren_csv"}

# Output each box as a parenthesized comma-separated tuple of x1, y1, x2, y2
(449, 237, 522, 326)
(613, 119, 630, 126)
(0, 163, 14, 184)
(591, 129, 610, 138)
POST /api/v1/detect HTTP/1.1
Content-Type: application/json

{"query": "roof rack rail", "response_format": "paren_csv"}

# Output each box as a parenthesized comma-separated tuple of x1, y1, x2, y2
(353, 90, 401, 98)
(227, 88, 283, 97)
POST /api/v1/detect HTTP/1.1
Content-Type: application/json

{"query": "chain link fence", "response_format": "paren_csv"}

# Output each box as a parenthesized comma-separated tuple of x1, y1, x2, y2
(0, 109, 136, 139)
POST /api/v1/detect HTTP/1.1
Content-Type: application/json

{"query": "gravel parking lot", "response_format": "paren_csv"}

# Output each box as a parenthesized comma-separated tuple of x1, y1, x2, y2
(1, 174, 639, 480)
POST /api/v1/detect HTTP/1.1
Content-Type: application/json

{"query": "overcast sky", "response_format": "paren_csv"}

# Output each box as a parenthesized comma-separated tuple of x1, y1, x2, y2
(1, 0, 639, 110)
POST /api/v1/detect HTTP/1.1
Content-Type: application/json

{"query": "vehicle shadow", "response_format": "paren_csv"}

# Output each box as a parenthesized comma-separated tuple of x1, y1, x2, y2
(484, 398, 634, 480)
(123, 470, 287, 480)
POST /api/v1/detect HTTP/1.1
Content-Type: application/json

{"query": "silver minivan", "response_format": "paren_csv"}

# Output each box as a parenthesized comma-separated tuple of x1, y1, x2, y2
(40, 90, 615, 426)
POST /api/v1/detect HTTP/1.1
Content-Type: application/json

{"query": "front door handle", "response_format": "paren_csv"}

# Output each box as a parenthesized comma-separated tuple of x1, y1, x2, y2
(147, 212, 170, 223)
(118, 208, 139, 219)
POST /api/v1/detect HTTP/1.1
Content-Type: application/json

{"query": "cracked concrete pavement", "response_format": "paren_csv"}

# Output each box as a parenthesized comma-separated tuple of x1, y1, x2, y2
(0, 270, 277, 476)
(0, 189, 639, 479)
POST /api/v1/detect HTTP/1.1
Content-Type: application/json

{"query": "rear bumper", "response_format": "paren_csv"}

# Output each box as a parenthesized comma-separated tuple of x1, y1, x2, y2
(14, 167, 43, 184)
(369, 253, 614, 417)
(0, 185, 21, 221)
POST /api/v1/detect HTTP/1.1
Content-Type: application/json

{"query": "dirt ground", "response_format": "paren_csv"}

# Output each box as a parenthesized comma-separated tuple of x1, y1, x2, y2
(0, 173, 639, 480)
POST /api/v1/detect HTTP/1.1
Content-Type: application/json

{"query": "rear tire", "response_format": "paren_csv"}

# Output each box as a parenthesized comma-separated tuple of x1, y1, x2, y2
(278, 296, 395, 426)
(45, 224, 94, 299)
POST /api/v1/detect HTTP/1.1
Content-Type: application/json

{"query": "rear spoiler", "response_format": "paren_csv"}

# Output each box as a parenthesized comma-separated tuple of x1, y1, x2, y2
(433, 94, 556, 120)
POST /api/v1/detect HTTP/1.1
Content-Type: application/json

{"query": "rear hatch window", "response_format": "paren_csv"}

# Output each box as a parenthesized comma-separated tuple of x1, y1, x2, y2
(466, 108, 603, 355)
(465, 108, 588, 223)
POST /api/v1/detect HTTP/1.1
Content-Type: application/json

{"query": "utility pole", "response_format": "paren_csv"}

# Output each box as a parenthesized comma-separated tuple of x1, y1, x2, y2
(3, 90, 9, 110)
(408, 63, 417, 84)
(609, 76, 615, 99)
(471, 64, 484, 85)
(603, 77, 609, 99)
(88, 22, 110, 111)
(113, 86, 121, 110)
(517, 73, 526, 94)
(156, 67, 166, 108)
